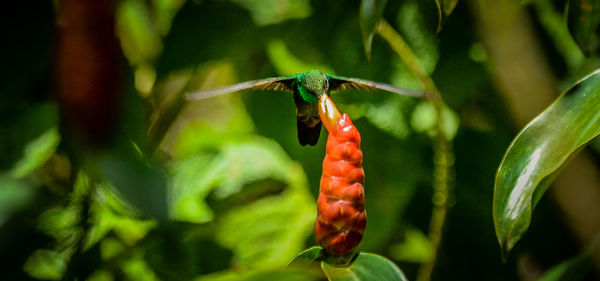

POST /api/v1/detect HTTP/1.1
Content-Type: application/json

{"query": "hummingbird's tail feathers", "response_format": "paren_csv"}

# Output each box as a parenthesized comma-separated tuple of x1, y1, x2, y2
(297, 118, 322, 146)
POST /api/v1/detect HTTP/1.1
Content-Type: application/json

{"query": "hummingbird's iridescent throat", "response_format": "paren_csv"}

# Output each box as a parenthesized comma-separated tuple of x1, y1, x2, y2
(296, 70, 329, 104)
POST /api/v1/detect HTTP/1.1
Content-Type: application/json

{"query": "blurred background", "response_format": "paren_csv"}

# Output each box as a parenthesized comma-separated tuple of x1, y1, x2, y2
(1, 0, 600, 280)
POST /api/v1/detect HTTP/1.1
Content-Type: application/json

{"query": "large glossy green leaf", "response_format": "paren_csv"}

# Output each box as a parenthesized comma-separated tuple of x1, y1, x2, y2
(567, 0, 600, 55)
(494, 69, 600, 258)
(321, 252, 407, 281)
(360, 0, 388, 60)
(290, 249, 408, 281)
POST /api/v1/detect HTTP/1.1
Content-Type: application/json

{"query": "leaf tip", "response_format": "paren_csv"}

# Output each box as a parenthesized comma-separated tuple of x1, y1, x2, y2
(497, 233, 518, 263)
(363, 35, 373, 61)
(500, 249, 509, 264)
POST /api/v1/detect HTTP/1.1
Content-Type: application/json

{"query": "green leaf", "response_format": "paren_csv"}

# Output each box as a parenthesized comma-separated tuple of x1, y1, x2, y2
(494, 69, 600, 258)
(290, 247, 324, 265)
(0, 175, 34, 226)
(435, 0, 459, 32)
(229, 0, 312, 26)
(117, 0, 162, 66)
(172, 134, 315, 269)
(395, 1, 439, 76)
(195, 268, 319, 281)
(11, 127, 60, 178)
(23, 172, 90, 280)
(97, 148, 168, 222)
(169, 154, 224, 223)
(360, 0, 388, 60)
(121, 251, 161, 281)
(215, 166, 315, 268)
(170, 137, 312, 226)
(288, 246, 325, 276)
(321, 252, 408, 281)
(538, 255, 591, 281)
(85, 183, 156, 249)
(23, 249, 73, 281)
(1, 103, 59, 171)
(216, 139, 296, 198)
(567, 0, 600, 55)
(87, 270, 114, 281)
(388, 227, 433, 263)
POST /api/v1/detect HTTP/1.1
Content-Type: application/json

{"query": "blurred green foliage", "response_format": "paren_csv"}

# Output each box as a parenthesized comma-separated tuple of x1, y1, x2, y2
(1, 0, 600, 280)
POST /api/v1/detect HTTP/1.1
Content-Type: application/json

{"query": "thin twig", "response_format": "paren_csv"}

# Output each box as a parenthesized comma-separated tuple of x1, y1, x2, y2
(377, 19, 455, 281)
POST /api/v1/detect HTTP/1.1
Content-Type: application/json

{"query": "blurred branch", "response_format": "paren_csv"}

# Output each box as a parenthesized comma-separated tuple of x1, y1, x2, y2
(378, 19, 455, 281)
(468, 0, 557, 124)
(55, 0, 120, 144)
(147, 90, 186, 153)
(146, 68, 194, 155)
(470, 0, 600, 267)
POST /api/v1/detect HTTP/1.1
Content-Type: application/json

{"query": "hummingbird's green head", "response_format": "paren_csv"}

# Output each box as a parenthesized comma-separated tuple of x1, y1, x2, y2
(297, 70, 329, 103)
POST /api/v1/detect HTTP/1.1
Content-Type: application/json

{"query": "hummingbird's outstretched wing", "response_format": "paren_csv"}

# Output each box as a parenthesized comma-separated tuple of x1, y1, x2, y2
(326, 74, 438, 99)
(185, 76, 297, 101)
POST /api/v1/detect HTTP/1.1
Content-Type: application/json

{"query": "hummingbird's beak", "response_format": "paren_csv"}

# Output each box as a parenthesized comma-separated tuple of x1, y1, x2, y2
(321, 74, 330, 97)
(321, 89, 328, 98)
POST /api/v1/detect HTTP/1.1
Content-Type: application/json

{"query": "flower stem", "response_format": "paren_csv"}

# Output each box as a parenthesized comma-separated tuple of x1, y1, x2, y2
(378, 19, 455, 281)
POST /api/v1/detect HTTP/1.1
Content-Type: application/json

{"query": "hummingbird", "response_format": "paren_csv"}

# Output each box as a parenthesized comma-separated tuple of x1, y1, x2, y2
(186, 70, 433, 146)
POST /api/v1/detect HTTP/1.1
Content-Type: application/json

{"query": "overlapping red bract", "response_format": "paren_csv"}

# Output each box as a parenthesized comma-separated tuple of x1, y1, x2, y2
(315, 113, 366, 256)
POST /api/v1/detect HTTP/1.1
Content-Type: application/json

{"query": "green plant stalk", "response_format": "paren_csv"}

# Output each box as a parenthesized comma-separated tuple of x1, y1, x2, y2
(378, 19, 454, 281)
(530, 0, 585, 73)
(377, 21, 437, 93)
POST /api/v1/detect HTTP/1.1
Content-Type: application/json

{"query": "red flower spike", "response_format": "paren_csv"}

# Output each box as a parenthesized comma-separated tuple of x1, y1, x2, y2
(315, 95, 366, 257)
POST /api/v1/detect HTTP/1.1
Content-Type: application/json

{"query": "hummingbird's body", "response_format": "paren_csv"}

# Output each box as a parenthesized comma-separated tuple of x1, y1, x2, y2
(293, 91, 322, 146)
(186, 70, 433, 146)
(292, 70, 329, 146)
